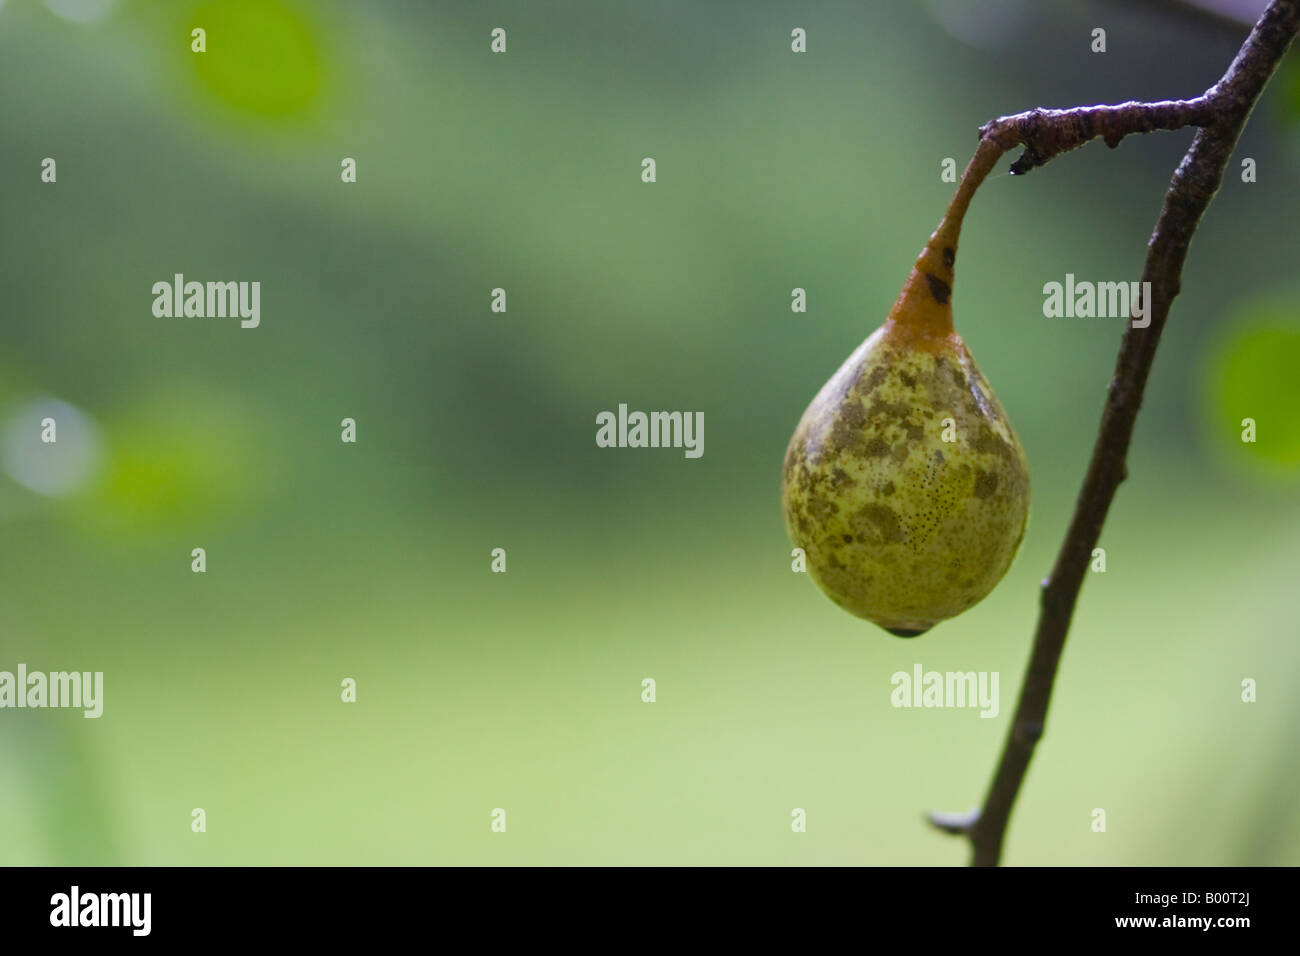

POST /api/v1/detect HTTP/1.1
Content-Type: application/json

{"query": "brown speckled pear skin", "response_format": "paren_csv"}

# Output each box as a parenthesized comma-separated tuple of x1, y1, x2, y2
(781, 221, 1029, 636)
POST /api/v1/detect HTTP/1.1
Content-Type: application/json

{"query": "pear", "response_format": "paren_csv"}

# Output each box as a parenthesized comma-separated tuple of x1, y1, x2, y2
(781, 210, 1029, 637)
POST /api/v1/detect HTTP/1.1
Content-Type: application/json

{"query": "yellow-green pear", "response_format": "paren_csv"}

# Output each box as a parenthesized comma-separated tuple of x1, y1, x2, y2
(781, 193, 1030, 637)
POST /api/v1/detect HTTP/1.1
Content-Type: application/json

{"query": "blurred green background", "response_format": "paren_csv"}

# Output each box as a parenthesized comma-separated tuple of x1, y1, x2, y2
(2, 0, 1298, 866)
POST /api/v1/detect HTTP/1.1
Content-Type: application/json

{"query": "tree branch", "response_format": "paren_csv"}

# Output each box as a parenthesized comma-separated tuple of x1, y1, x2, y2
(925, 0, 1300, 866)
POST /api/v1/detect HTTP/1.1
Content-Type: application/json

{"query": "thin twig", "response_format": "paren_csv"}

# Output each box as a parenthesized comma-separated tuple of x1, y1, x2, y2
(924, 0, 1300, 866)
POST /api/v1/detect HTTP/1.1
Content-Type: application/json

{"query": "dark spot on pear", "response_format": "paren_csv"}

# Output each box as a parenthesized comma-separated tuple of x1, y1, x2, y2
(829, 399, 866, 455)
(924, 273, 951, 304)
(861, 365, 888, 393)
(974, 424, 1013, 460)
(808, 495, 838, 521)
(854, 503, 905, 543)
(885, 626, 930, 638)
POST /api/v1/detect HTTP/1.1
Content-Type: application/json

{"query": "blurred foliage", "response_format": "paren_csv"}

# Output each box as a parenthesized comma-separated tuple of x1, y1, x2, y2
(0, 0, 1297, 865)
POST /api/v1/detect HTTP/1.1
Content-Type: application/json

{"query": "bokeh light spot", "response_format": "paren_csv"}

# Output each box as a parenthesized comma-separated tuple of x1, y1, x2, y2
(1206, 309, 1300, 469)
(44, 0, 118, 24)
(93, 400, 263, 532)
(2, 398, 103, 497)
(190, 0, 321, 117)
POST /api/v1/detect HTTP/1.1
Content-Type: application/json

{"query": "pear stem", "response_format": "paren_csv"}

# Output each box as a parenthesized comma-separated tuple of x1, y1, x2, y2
(921, 0, 1300, 866)
(938, 137, 1005, 246)
(888, 139, 1006, 341)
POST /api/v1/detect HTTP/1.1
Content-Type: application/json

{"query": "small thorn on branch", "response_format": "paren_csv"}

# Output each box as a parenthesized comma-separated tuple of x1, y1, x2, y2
(926, 807, 981, 836)
(1008, 152, 1036, 175)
